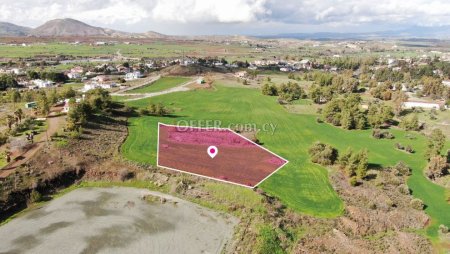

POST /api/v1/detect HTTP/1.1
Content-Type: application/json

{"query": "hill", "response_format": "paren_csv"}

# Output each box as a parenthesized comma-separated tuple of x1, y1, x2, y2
(29, 18, 128, 37)
(0, 22, 31, 36)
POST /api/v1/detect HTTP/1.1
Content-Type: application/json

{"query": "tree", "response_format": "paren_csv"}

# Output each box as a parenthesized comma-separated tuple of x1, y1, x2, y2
(278, 82, 303, 101)
(322, 94, 366, 130)
(308, 142, 338, 166)
(6, 114, 16, 130)
(391, 91, 408, 116)
(426, 129, 446, 159)
(85, 88, 111, 111)
(60, 86, 76, 99)
(261, 83, 278, 96)
(426, 155, 448, 179)
(0, 74, 18, 90)
(399, 114, 419, 131)
(36, 92, 51, 116)
(14, 108, 24, 123)
(48, 89, 59, 104)
(367, 103, 394, 128)
(339, 148, 368, 179)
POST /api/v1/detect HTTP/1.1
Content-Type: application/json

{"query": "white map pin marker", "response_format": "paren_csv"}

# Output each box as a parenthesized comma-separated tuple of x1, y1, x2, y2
(207, 146, 218, 158)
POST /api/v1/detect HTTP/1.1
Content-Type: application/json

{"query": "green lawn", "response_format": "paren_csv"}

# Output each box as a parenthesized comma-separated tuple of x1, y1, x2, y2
(126, 77, 190, 94)
(121, 83, 450, 237)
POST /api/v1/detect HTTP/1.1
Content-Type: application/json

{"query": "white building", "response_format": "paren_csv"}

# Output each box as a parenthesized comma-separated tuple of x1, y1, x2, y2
(442, 80, 450, 87)
(83, 82, 116, 92)
(67, 72, 82, 79)
(125, 71, 143, 80)
(32, 79, 54, 88)
(403, 101, 446, 110)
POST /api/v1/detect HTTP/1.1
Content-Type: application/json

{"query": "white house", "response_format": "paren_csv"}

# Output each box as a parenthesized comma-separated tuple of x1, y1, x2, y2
(235, 71, 248, 78)
(32, 79, 54, 88)
(125, 71, 143, 81)
(442, 80, 450, 87)
(62, 98, 83, 113)
(403, 100, 446, 110)
(279, 67, 291, 72)
(83, 82, 116, 92)
(67, 72, 82, 79)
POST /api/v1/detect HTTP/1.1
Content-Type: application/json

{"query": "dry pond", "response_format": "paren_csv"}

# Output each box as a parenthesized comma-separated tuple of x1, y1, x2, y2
(0, 187, 238, 254)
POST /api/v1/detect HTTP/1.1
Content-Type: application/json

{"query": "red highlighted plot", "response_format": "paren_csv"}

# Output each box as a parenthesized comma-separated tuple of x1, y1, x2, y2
(157, 123, 288, 187)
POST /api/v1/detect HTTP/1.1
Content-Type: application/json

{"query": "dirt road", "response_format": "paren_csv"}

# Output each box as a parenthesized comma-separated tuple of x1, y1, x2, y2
(0, 114, 65, 179)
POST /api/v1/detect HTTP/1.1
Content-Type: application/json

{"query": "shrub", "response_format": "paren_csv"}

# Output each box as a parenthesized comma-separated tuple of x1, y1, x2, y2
(395, 143, 405, 150)
(372, 129, 394, 139)
(405, 145, 414, 153)
(397, 184, 410, 195)
(138, 108, 150, 116)
(308, 142, 338, 166)
(392, 161, 411, 176)
(256, 225, 284, 254)
(349, 176, 358, 186)
(410, 198, 424, 210)
(29, 189, 42, 203)
(439, 224, 449, 234)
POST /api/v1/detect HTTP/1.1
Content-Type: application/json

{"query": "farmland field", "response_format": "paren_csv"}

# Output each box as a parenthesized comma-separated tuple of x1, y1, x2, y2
(120, 82, 450, 237)
(126, 77, 190, 94)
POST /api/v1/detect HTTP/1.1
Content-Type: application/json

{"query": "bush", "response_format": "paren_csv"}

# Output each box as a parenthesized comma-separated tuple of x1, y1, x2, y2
(392, 161, 411, 176)
(29, 189, 42, 203)
(405, 145, 414, 153)
(372, 129, 394, 139)
(397, 184, 410, 195)
(256, 225, 284, 254)
(138, 108, 150, 116)
(349, 176, 358, 186)
(410, 198, 424, 210)
(439, 224, 449, 234)
(308, 142, 338, 166)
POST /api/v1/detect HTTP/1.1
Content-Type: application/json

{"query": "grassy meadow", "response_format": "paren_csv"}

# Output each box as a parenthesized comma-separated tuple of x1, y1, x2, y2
(126, 77, 190, 94)
(120, 82, 450, 238)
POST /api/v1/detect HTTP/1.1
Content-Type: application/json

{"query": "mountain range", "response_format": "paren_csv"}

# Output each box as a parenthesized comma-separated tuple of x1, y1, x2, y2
(1, 18, 450, 40)
(0, 18, 167, 39)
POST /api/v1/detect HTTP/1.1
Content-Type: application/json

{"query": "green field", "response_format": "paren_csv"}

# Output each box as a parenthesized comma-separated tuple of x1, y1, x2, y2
(120, 83, 450, 236)
(126, 77, 190, 94)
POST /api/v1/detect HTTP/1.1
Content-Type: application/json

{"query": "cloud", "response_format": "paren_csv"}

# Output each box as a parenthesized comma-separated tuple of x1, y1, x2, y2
(150, 0, 269, 23)
(1, 0, 450, 32)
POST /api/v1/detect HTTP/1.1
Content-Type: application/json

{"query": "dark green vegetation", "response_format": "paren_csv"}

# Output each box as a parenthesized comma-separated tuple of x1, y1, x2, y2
(120, 82, 450, 237)
(126, 77, 190, 94)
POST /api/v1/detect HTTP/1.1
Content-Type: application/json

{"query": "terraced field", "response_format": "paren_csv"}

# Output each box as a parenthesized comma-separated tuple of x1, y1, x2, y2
(120, 82, 450, 237)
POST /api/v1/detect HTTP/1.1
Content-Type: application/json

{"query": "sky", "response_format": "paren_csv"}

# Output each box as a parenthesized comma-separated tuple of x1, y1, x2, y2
(1, 0, 450, 35)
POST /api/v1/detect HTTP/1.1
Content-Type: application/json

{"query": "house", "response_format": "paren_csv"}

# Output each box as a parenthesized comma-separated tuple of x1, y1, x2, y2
(442, 80, 450, 87)
(70, 66, 84, 74)
(279, 67, 291, 72)
(83, 82, 117, 92)
(32, 79, 54, 88)
(67, 72, 82, 79)
(387, 58, 398, 68)
(25, 102, 37, 109)
(297, 59, 312, 70)
(125, 71, 143, 81)
(403, 100, 446, 110)
(62, 98, 83, 113)
(235, 71, 248, 79)
(197, 78, 205, 84)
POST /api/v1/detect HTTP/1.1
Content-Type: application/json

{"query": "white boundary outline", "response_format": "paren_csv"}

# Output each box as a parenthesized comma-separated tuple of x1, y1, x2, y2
(156, 122, 289, 188)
